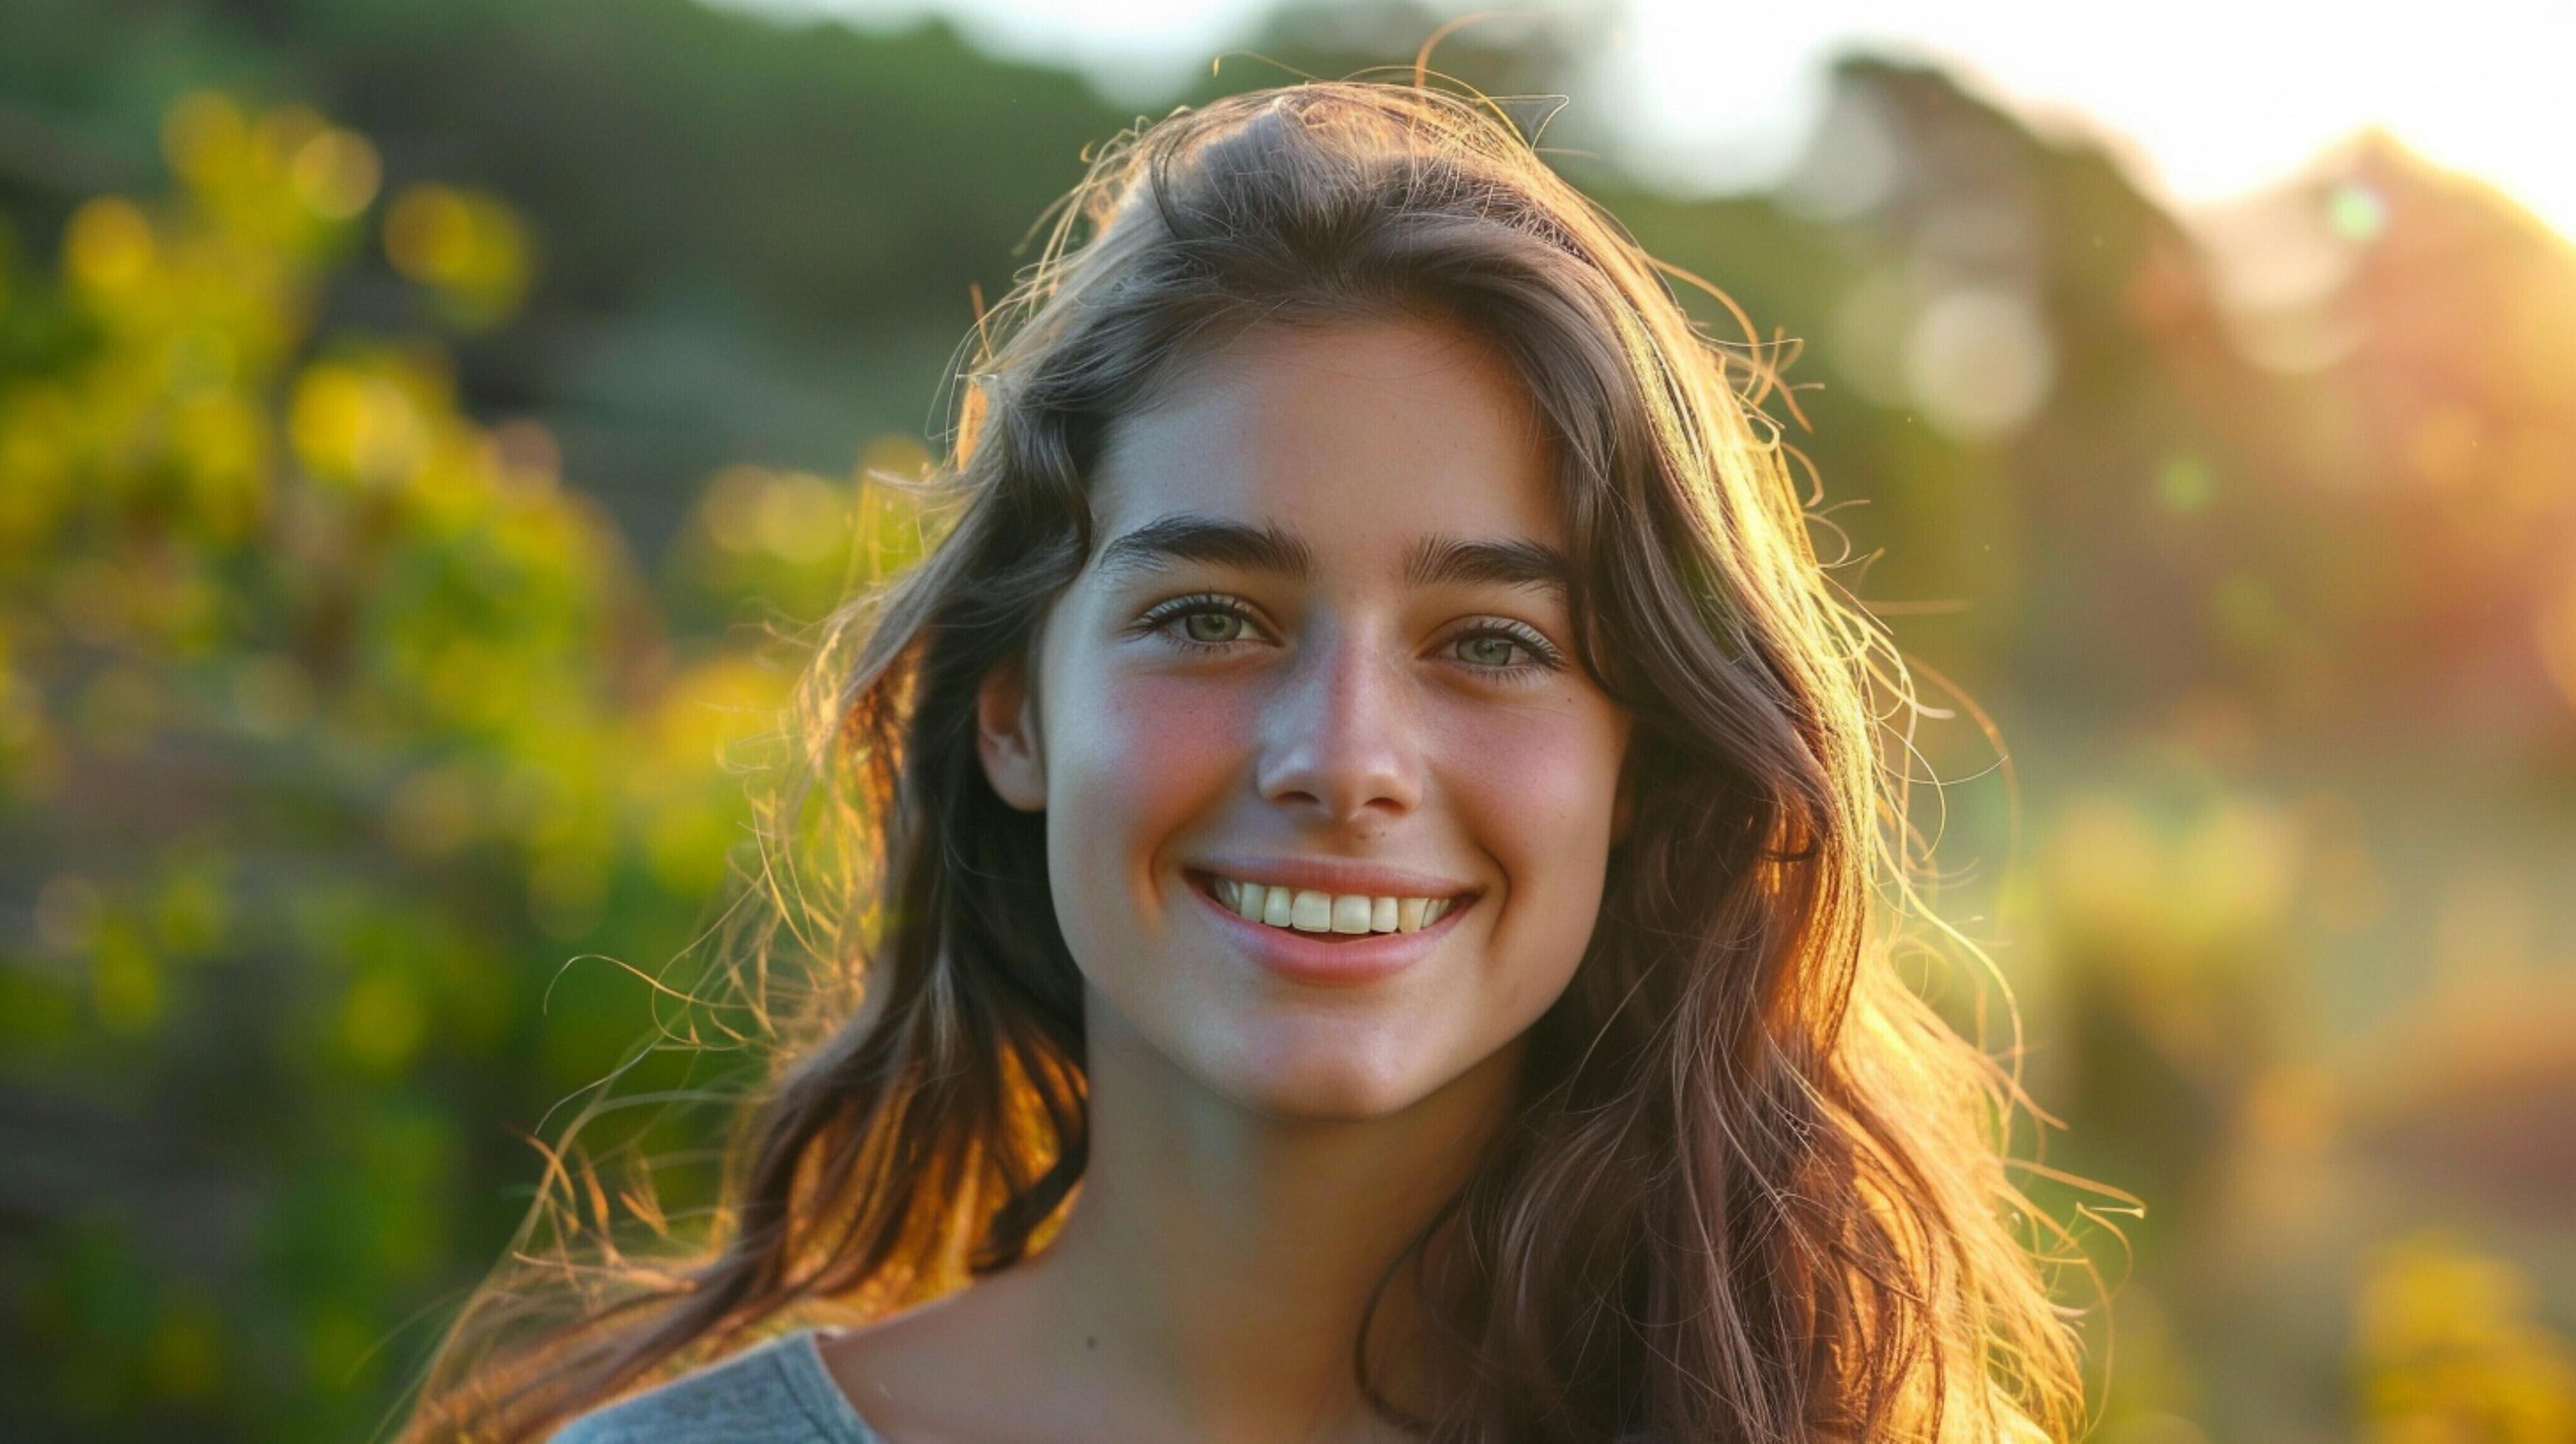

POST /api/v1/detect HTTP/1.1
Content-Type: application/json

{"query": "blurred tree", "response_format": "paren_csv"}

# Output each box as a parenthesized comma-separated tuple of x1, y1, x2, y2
(0, 4, 2569, 1441)
(2354, 1231, 2576, 1443)
(0, 0, 1125, 564)
(0, 88, 925, 1441)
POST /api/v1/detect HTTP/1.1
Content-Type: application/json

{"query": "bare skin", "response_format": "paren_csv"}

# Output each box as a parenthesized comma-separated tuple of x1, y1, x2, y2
(813, 315, 1632, 1442)
(808, 1031, 1503, 1443)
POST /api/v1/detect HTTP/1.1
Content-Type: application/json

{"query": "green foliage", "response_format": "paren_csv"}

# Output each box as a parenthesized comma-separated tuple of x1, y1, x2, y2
(0, 89, 926, 1440)
(2354, 1232, 2576, 1442)
(1, 6, 2572, 1443)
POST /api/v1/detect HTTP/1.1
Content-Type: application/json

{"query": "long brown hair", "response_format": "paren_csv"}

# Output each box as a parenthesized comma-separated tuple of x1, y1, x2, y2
(401, 77, 2106, 1442)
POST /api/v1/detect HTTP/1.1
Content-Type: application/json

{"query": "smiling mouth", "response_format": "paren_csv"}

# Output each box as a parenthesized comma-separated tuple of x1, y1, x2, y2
(1179, 861, 1473, 944)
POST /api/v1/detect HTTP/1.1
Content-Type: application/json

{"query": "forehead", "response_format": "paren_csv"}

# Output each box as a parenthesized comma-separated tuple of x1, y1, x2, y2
(1089, 315, 1562, 549)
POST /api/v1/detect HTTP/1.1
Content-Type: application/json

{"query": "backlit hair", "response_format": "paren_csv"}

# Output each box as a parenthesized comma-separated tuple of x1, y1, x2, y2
(403, 77, 2108, 1442)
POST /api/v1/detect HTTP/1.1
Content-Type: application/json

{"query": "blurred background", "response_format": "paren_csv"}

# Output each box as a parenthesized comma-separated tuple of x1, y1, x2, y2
(1, 1, 2569, 1439)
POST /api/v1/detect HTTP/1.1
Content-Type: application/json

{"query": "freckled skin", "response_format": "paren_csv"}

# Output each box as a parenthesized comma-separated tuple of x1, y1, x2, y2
(978, 315, 1634, 1122)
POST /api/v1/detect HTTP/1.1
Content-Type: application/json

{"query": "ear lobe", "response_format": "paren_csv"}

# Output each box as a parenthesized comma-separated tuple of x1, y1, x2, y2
(975, 655, 1047, 813)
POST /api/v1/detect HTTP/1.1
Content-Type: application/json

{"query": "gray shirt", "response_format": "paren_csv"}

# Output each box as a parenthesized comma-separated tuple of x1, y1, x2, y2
(549, 1330, 882, 1443)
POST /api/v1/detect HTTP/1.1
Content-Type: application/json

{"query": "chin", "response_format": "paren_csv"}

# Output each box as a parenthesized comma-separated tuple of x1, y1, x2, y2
(1212, 1042, 1437, 1123)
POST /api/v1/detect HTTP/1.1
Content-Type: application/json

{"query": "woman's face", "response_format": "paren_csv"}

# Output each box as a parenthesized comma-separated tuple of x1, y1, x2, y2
(978, 315, 1632, 1121)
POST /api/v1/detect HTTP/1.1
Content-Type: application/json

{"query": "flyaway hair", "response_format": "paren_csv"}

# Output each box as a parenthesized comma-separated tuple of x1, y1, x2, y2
(400, 76, 2115, 1443)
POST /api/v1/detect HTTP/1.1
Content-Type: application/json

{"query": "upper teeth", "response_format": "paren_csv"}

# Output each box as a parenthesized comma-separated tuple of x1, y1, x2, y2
(1210, 875, 1459, 933)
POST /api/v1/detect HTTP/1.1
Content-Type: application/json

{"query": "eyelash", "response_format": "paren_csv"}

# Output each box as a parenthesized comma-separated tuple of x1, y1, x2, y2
(1134, 592, 1568, 679)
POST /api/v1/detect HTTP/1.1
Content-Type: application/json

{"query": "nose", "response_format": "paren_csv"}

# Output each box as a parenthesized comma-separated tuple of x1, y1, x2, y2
(1254, 616, 1422, 833)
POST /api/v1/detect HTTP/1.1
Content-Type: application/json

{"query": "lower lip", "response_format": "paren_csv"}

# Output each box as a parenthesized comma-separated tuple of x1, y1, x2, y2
(1185, 872, 1476, 987)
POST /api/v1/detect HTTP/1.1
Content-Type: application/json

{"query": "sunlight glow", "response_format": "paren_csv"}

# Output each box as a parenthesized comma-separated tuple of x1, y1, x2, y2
(734, 1, 2572, 246)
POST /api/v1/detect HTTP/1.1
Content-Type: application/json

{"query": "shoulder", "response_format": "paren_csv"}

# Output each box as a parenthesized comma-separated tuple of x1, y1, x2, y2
(549, 1331, 882, 1443)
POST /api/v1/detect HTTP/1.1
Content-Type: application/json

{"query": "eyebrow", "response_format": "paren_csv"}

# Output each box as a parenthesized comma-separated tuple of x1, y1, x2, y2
(1092, 514, 1572, 600)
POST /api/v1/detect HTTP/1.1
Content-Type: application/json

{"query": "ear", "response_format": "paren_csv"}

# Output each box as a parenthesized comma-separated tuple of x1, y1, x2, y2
(975, 653, 1047, 813)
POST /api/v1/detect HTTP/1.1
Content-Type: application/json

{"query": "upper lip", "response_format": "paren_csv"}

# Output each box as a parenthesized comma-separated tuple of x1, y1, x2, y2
(1186, 855, 1480, 900)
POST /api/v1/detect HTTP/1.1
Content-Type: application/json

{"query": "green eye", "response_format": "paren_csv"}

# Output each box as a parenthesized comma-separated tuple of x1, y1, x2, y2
(1182, 610, 1244, 644)
(1141, 595, 1263, 653)
(1458, 634, 1518, 667)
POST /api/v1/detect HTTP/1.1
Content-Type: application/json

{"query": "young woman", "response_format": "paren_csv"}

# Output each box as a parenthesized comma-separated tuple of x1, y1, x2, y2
(404, 79, 2094, 1442)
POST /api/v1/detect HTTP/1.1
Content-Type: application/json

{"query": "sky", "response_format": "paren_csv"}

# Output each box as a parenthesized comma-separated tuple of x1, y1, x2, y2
(720, 0, 2572, 245)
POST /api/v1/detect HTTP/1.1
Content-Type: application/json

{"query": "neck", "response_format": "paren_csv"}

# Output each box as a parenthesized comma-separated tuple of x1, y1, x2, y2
(1022, 991, 1521, 1440)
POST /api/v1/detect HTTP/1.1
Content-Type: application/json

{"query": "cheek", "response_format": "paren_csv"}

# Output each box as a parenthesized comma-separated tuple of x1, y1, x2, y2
(1043, 670, 1250, 911)
(1444, 693, 1624, 865)
(1439, 692, 1624, 953)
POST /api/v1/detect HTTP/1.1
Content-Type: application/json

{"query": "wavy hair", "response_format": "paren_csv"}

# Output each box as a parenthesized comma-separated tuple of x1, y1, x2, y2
(401, 77, 2105, 1442)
